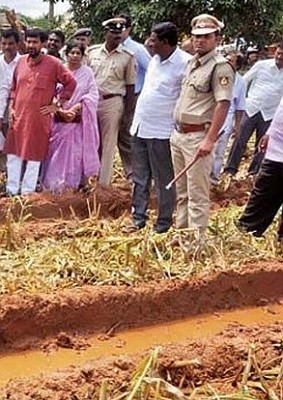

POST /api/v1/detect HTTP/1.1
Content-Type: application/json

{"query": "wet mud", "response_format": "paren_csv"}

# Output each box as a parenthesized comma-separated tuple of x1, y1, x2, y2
(0, 178, 280, 399)
(1, 322, 282, 399)
(0, 262, 282, 352)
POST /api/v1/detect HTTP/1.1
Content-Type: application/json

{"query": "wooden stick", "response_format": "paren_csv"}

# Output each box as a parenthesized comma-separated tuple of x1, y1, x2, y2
(166, 153, 199, 190)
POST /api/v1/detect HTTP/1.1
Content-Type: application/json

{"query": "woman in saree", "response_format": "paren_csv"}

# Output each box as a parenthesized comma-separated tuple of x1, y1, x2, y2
(42, 41, 100, 192)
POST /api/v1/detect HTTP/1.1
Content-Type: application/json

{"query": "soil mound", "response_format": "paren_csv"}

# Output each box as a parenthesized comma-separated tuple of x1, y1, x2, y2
(0, 185, 131, 222)
(0, 178, 252, 224)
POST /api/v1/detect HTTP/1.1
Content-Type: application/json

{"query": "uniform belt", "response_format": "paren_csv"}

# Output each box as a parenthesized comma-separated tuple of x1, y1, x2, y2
(101, 93, 122, 100)
(176, 123, 206, 133)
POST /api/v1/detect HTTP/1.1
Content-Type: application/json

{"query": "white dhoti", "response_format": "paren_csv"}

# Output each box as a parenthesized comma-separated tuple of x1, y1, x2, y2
(6, 154, 41, 195)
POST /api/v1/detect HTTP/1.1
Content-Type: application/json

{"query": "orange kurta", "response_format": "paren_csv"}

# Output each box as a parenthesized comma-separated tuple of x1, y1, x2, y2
(4, 54, 76, 161)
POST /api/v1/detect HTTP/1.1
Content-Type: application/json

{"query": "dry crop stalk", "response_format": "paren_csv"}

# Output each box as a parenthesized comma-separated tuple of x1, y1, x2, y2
(251, 352, 279, 400)
(241, 344, 254, 392)
(275, 356, 283, 389)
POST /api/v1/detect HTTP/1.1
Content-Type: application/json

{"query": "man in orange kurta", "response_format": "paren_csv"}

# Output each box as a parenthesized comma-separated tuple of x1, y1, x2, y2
(4, 28, 76, 196)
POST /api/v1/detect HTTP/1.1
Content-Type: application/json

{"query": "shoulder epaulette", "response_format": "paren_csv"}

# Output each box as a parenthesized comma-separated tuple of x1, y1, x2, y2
(122, 47, 135, 57)
(88, 44, 102, 52)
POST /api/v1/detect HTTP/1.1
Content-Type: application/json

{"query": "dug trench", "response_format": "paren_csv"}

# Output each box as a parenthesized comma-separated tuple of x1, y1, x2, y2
(0, 180, 282, 398)
(0, 262, 282, 354)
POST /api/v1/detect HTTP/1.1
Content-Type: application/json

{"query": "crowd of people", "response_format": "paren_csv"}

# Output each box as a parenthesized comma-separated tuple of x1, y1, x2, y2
(0, 11, 282, 245)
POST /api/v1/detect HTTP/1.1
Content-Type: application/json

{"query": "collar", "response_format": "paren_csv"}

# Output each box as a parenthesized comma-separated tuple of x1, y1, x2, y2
(157, 47, 179, 64)
(101, 43, 123, 54)
(196, 48, 217, 65)
(27, 53, 45, 66)
(1, 52, 21, 65)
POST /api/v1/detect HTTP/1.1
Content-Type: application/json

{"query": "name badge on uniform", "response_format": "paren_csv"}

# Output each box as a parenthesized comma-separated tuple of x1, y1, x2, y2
(219, 76, 229, 86)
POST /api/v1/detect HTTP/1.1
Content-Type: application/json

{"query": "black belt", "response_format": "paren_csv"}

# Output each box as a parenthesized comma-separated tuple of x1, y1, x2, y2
(101, 93, 122, 100)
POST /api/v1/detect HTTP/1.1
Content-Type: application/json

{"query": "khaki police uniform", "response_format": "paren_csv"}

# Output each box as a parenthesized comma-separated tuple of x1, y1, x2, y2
(171, 48, 234, 235)
(88, 41, 135, 186)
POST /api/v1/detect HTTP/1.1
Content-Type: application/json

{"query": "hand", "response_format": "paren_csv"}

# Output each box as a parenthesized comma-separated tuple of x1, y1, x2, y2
(59, 109, 76, 122)
(258, 135, 269, 152)
(40, 103, 60, 115)
(195, 137, 214, 158)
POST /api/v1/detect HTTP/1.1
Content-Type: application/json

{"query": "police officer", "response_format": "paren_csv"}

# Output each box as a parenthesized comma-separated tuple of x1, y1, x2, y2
(88, 18, 136, 186)
(171, 14, 234, 242)
(73, 28, 92, 49)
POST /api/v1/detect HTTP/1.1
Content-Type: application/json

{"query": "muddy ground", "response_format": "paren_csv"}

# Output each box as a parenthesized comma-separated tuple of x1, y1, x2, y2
(0, 177, 252, 224)
(2, 322, 282, 399)
(1, 178, 282, 399)
(0, 262, 282, 353)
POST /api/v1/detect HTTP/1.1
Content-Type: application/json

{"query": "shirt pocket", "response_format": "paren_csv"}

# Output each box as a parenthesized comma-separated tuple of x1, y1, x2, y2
(110, 59, 124, 81)
(189, 74, 211, 94)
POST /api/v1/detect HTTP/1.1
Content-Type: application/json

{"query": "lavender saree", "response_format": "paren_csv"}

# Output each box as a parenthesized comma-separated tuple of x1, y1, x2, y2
(43, 65, 100, 192)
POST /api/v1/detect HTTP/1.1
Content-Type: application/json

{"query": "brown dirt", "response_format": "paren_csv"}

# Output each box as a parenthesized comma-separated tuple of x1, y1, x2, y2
(210, 178, 252, 210)
(0, 178, 252, 225)
(0, 184, 131, 223)
(0, 261, 282, 352)
(2, 322, 282, 399)
(0, 177, 276, 400)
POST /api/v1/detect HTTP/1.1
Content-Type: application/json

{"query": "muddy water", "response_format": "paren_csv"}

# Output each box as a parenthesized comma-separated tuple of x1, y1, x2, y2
(0, 304, 282, 387)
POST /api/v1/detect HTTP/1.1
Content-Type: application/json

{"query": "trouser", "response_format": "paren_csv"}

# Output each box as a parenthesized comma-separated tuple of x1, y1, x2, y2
(211, 128, 230, 181)
(224, 112, 271, 175)
(238, 159, 283, 236)
(97, 96, 124, 186)
(170, 130, 213, 236)
(0, 150, 6, 173)
(0, 120, 8, 173)
(117, 94, 138, 180)
(131, 136, 175, 231)
(6, 154, 41, 195)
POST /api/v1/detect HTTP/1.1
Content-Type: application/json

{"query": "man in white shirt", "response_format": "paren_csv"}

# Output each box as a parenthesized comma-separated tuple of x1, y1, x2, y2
(225, 42, 283, 176)
(236, 95, 283, 241)
(129, 22, 191, 233)
(211, 50, 246, 183)
(0, 29, 21, 172)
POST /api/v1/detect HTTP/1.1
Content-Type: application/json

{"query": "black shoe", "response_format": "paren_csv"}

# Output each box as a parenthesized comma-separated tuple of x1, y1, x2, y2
(153, 225, 170, 234)
(0, 191, 16, 198)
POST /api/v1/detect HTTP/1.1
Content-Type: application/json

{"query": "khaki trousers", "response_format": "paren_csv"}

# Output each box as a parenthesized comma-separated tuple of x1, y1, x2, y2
(170, 129, 214, 235)
(97, 96, 124, 186)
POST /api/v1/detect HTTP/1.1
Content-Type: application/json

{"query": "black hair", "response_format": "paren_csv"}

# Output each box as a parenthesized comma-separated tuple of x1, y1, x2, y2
(0, 28, 20, 43)
(25, 28, 48, 43)
(49, 29, 65, 45)
(277, 41, 283, 49)
(226, 49, 244, 71)
(236, 53, 244, 70)
(152, 22, 178, 46)
(65, 40, 85, 56)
